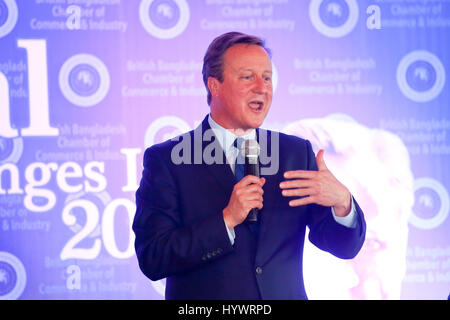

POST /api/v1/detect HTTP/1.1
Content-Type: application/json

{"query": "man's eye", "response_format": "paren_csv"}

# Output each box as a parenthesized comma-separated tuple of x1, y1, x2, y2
(242, 75, 252, 80)
(264, 77, 272, 81)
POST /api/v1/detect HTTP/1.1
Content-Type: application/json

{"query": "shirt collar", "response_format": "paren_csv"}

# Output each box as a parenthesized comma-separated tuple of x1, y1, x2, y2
(208, 114, 256, 154)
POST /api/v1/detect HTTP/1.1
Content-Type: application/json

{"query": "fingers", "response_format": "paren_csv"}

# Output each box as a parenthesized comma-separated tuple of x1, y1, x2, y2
(233, 175, 264, 205)
(288, 196, 314, 207)
(283, 151, 329, 179)
(237, 175, 265, 187)
(280, 172, 317, 207)
(283, 170, 317, 179)
(254, 201, 264, 210)
(225, 176, 265, 229)
(279, 179, 313, 190)
(281, 187, 314, 198)
(235, 183, 264, 204)
(241, 184, 264, 196)
(235, 176, 264, 192)
(316, 149, 328, 171)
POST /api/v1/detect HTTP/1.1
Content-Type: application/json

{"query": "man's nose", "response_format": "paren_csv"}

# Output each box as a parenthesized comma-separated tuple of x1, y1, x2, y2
(252, 76, 268, 94)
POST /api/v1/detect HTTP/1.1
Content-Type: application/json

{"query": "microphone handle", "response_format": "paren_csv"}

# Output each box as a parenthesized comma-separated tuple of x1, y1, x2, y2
(245, 157, 259, 222)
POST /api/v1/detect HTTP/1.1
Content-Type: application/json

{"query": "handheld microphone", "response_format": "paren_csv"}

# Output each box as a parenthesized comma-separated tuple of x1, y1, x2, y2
(240, 139, 261, 222)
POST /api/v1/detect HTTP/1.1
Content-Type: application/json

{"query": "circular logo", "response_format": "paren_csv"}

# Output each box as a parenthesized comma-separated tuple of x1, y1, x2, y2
(0, 0, 18, 38)
(0, 137, 23, 164)
(59, 54, 110, 107)
(397, 50, 445, 102)
(309, 0, 359, 38)
(409, 178, 449, 229)
(144, 116, 191, 148)
(0, 252, 26, 300)
(68, 64, 101, 97)
(139, 0, 190, 39)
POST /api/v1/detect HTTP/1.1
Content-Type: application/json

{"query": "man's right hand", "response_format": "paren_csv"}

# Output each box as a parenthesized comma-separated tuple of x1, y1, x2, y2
(223, 175, 265, 230)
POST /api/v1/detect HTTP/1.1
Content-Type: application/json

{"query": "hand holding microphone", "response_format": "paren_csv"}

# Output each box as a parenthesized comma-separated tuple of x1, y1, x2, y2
(223, 139, 263, 229)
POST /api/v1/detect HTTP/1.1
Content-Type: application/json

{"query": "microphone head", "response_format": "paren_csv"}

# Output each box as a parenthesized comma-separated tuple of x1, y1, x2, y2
(240, 139, 260, 158)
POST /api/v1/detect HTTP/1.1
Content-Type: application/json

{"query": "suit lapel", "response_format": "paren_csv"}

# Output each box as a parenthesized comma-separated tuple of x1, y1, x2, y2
(196, 116, 236, 195)
(255, 128, 280, 250)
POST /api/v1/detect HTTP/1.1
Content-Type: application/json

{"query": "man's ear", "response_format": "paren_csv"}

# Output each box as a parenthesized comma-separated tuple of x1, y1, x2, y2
(207, 77, 220, 98)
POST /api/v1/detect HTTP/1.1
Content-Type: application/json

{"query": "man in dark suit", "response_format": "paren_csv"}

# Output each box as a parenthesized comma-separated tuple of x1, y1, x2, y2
(133, 32, 366, 299)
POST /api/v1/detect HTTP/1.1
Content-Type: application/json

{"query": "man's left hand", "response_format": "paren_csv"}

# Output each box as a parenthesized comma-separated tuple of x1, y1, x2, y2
(279, 149, 351, 217)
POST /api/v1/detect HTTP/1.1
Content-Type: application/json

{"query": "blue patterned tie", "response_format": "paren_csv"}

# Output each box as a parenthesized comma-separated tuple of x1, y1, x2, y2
(234, 138, 245, 182)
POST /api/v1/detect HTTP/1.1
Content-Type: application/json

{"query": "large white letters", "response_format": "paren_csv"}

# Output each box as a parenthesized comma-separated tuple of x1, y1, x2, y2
(0, 72, 18, 137)
(0, 39, 59, 138)
(18, 39, 59, 137)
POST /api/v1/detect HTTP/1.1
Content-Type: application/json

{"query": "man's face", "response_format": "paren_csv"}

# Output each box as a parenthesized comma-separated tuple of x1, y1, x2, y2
(209, 44, 273, 132)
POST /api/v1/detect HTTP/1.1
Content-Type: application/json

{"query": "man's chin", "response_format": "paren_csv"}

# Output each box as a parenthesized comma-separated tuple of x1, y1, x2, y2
(247, 112, 268, 128)
(249, 117, 266, 129)
(240, 121, 264, 132)
(230, 114, 267, 133)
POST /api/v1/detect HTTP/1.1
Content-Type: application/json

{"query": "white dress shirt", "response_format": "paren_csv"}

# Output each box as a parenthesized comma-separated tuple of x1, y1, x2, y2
(207, 114, 357, 246)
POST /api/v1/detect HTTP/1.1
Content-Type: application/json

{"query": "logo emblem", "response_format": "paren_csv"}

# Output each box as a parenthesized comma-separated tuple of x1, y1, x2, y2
(0, 252, 26, 300)
(139, 0, 189, 39)
(0, 0, 18, 38)
(397, 50, 445, 102)
(309, 0, 359, 38)
(410, 178, 449, 229)
(59, 54, 110, 107)
(144, 116, 191, 148)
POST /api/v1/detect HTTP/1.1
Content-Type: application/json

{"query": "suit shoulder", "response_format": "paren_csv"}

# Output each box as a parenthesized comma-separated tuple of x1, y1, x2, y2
(263, 129, 310, 149)
(281, 131, 309, 145)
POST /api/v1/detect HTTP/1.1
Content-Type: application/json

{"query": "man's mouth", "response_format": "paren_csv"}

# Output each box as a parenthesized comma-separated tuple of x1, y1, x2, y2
(248, 100, 264, 112)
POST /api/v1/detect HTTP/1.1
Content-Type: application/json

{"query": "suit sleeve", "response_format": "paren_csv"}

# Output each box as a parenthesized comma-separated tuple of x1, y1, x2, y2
(304, 140, 366, 259)
(133, 146, 234, 281)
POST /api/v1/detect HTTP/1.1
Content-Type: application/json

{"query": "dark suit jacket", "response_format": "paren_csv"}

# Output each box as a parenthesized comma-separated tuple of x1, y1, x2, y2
(133, 115, 366, 300)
